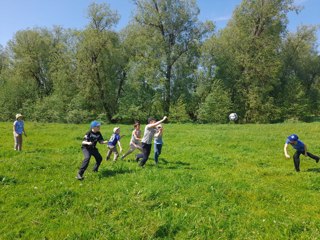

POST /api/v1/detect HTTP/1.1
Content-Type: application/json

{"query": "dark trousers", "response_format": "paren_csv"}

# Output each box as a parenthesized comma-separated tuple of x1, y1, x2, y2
(79, 147, 102, 176)
(154, 143, 162, 163)
(136, 143, 152, 166)
(293, 151, 319, 172)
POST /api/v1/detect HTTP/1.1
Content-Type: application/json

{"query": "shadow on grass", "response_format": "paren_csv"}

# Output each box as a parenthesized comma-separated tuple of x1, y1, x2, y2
(99, 168, 134, 178)
(154, 158, 202, 170)
(160, 158, 190, 166)
(306, 168, 320, 173)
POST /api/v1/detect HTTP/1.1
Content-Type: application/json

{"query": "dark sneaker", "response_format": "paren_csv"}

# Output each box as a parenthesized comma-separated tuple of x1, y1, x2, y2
(316, 158, 320, 163)
(76, 173, 84, 180)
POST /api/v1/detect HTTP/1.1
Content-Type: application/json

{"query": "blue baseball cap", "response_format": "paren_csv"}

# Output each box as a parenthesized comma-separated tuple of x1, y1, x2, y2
(90, 120, 101, 128)
(288, 134, 298, 142)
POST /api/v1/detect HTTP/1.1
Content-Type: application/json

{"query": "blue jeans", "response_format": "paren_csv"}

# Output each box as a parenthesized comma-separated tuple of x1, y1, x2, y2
(154, 143, 162, 164)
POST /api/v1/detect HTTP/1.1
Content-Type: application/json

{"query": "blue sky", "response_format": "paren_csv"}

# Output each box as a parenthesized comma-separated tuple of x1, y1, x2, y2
(0, 0, 319, 49)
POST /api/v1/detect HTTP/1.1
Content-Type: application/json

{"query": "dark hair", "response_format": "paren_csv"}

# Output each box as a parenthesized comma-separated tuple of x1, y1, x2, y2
(147, 117, 156, 123)
(134, 122, 140, 128)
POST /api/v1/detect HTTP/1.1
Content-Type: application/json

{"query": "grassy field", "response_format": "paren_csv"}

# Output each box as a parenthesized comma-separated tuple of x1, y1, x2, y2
(1, 122, 320, 239)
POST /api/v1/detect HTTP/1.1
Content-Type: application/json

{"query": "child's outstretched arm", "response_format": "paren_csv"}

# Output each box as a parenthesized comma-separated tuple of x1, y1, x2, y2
(117, 141, 122, 153)
(147, 116, 167, 128)
(284, 143, 290, 158)
(82, 140, 93, 146)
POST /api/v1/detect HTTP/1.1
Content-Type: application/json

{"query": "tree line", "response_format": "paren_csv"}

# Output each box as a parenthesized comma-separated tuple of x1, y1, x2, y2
(0, 0, 319, 124)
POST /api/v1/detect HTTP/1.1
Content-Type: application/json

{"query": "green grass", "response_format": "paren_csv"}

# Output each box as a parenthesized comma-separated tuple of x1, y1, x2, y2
(1, 122, 320, 239)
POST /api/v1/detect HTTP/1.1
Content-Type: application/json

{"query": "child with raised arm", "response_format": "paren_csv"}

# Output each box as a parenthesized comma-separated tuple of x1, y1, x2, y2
(284, 134, 320, 172)
(136, 116, 167, 167)
(106, 127, 123, 162)
(154, 124, 164, 165)
(13, 114, 27, 151)
(121, 122, 142, 160)
(77, 121, 108, 180)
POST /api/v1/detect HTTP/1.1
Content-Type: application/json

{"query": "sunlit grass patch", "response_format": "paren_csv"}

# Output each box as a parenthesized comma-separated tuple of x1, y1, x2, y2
(1, 122, 320, 239)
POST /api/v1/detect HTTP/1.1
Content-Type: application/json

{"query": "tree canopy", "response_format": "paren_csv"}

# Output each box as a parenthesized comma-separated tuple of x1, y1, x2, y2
(0, 0, 319, 123)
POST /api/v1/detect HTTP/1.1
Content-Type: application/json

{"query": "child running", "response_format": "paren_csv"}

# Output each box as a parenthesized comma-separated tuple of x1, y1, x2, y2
(121, 122, 142, 160)
(154, 124, 163, 165)
(77, 121, 108, 180)
(13, 113, 27, 151)
(136, 116, 167, 167)
(106, 127, 123, 162)
(284, 134, 320, 172)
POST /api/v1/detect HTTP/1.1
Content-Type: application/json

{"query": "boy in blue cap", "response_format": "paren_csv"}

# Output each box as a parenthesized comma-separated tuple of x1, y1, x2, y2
(76, 121, 108, 180)
(284, 134, 320, 172)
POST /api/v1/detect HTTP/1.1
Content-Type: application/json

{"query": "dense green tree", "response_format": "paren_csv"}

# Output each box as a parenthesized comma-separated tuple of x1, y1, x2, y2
(211, 0, 298, 122)
(0, 0, 319, 124)
(197, 80, 232, 123)
(276, 26, 320, 120)
(0, 29, 57, 120)
(133, 0, 214, 115)
(76, 2, 127, 122)
(0, 45, 4, 75)
(169, 96, 190, 123)
(8, 29, 55, 96)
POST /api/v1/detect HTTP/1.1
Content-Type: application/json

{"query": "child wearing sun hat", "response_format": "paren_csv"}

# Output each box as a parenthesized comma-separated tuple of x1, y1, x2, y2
(13, 113, 27, 151)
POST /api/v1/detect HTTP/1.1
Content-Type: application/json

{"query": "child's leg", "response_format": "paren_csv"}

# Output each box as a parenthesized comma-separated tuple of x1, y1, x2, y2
(306, 152, 320, 162)
(79, 148, 91, 176)
(19, 135, 23, 151)
(158, 144, 162, 156)
(293, 151, 302, 172)
(13, 132, 18, 150)
(91, 148, 103, 172)
(17, 134, 22, 151)
(154, 144, 159, 163)
(122, 145, 135, 159)
(137, 144, 143, 151)
(139, 144, 152, 166)
(136, 153, 143, 161)
(106, 146, 113, 160)
(113, 147, 119, 161)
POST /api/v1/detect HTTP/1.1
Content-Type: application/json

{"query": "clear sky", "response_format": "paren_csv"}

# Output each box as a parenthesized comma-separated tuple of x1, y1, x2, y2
(0, 0, 319, 49)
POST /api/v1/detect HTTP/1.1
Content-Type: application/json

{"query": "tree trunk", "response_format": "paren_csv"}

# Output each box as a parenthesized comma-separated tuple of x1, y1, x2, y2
(164, 64, 172, 115)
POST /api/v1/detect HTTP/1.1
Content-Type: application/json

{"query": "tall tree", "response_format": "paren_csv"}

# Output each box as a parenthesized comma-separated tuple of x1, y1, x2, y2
(211, 0, 297, 122)
(7, 29, 55, 96)
(76, 3, 127, 122)
(276, 26, 320, 120)
(133, 0, 213, 115)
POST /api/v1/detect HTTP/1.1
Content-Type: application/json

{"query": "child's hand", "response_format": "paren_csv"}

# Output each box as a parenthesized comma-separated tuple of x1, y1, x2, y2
(285, 154, 290, 159)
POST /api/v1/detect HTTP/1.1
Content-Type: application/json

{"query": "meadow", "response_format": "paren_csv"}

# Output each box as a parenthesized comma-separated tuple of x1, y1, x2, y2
(1, 122, 320, 239)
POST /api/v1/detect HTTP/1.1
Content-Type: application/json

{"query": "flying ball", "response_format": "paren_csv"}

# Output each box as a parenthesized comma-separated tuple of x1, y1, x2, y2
(229, 112, 238, 121)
